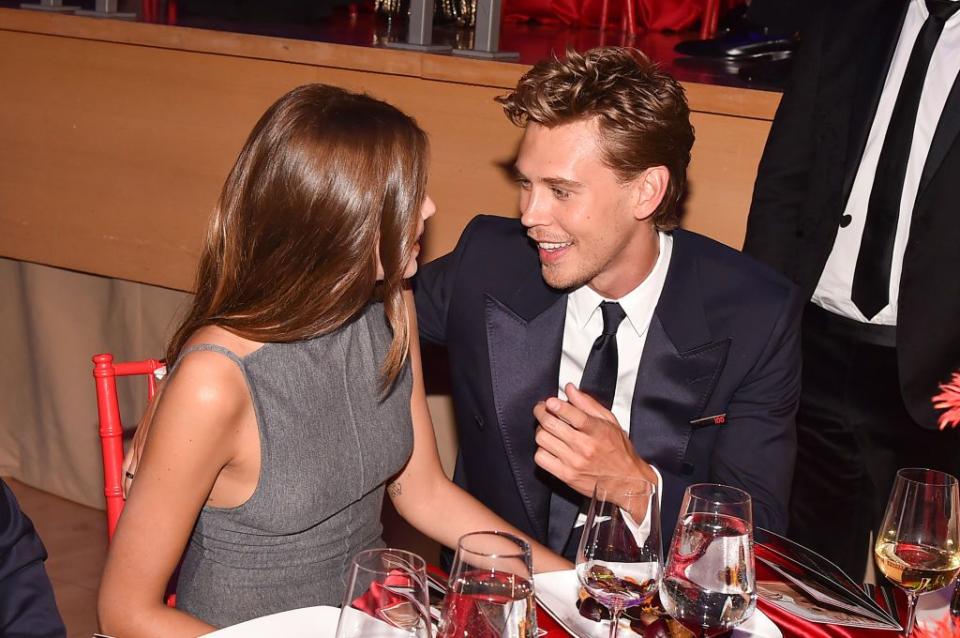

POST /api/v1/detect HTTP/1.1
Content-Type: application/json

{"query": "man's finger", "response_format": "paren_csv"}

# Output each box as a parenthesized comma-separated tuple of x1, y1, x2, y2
(536, 402, 584, 442)
(535, 425, 575, 461)
(565, 384, 614, 421)
(543, 395, 590, 430)
(534, 447, 567, 483)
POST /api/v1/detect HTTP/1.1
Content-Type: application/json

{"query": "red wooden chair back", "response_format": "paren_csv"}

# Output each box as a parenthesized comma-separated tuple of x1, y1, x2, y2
(92, 353, 165, 541)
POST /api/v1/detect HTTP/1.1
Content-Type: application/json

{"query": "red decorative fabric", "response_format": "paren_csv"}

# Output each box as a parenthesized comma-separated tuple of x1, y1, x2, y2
(503, 0, 744, 31)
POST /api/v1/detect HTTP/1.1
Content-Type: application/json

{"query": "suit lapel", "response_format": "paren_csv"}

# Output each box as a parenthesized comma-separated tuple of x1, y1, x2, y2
(630, 232, 729, 474)
(918, 70, 960, 196)
(485, 268, 566, 539)
(839, 0, 910, 210)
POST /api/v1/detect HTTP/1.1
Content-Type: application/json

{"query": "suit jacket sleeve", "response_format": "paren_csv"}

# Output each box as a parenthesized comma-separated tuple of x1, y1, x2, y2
(743, 6, 826, 272)
(710, 286, 803, 534)
(413, 215, 485, 346)
(0, 480, 66, 638)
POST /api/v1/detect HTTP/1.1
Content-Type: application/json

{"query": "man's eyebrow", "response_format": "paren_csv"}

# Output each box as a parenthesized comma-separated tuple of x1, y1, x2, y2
(542, 176, 584, 189)
(510, 167, 583, 189)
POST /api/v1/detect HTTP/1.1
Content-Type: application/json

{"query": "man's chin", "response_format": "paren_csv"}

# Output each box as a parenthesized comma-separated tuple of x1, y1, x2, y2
(539, 265, 588, 292)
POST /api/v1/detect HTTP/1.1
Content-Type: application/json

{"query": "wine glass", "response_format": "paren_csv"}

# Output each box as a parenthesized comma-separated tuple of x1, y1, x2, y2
(575, 476, 662, 638)
(660, 483, 756, 638)
(874, 468, 960, 636)
(335, 548, 432, 637)
(438, 530, 538, 638)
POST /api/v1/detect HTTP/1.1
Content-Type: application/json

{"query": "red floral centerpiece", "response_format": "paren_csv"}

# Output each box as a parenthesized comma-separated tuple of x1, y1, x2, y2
(934, 372, 960, 430)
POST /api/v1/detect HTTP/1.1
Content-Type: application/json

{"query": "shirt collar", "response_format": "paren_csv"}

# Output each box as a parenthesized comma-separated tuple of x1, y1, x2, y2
(567, 231, 673, 339)
(916, 0, 960, 26)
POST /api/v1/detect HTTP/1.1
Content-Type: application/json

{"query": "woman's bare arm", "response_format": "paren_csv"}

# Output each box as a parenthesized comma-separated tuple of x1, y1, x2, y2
(98, 351, 252, 637)
(387, 290, 570, 574)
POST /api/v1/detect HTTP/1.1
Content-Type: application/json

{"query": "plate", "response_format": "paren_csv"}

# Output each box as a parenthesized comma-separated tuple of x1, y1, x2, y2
(534, 570, 782, 638)
(203, 605, 340, 637)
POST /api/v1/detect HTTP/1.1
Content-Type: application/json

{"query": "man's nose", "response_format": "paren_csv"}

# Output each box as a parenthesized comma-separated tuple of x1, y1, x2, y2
(520, 190, 549, 228)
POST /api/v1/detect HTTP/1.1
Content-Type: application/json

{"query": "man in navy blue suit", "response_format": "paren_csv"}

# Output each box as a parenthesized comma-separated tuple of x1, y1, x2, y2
(414, 47, 802, 558)
(0, 479, 65, 637)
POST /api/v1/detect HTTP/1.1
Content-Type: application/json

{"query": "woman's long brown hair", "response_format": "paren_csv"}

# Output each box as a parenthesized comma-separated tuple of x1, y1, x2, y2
(167, 84, 428, 387)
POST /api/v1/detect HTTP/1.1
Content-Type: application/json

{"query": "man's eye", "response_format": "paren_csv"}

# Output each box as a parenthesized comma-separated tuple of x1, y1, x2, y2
(515, 178, 532, 190)
(552, 187, 570, 200)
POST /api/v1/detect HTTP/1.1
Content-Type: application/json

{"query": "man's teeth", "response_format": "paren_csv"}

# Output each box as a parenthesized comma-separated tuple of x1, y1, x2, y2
(539, 241, 572, 250)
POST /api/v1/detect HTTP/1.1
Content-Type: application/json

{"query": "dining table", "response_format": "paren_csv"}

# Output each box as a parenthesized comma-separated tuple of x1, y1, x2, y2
(202, 567, 959, 638)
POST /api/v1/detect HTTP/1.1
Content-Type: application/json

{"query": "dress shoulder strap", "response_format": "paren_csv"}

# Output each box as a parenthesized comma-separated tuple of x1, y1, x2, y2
(175, 343, 245, 369)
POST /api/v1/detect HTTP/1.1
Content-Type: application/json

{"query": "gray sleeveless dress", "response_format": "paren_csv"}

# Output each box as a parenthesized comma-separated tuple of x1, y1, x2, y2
(172, 302, 414, 629)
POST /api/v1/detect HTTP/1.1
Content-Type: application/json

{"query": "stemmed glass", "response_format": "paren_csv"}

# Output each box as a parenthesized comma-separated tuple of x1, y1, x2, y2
(575, 476, 662, 638)
(335, 548, 433, 637)
(438, 530, 538, 638)
(874, 468, 960, 636)
(660, 483, 756, 637)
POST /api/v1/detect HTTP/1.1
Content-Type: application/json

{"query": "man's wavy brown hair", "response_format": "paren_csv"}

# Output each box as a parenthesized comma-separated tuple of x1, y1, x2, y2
(497, 47, 694, 230)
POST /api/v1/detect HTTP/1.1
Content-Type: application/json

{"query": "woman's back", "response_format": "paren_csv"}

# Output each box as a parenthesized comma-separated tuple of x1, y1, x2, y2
(174, 301, 413, 628)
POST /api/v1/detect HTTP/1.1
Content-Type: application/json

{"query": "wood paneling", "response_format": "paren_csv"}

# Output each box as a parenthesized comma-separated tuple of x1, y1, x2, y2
(0, 8, 777, 292)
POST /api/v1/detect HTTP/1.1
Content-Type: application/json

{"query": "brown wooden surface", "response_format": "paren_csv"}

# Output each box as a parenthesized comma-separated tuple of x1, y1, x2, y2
(0, 8, 779, 293)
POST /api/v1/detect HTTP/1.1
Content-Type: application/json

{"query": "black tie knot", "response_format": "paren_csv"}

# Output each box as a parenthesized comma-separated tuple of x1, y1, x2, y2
(599, 301, 627, 336)
(927, 0, 960, 21)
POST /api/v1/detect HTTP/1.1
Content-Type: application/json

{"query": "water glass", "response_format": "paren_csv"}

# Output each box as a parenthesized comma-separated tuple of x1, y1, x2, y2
(661, 483, 756, 637)
(438, 531, 538, 638)
(335, 548, 432, 638)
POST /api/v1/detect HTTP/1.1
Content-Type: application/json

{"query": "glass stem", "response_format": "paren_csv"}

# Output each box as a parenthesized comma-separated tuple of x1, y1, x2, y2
(608, 605, 623, 638)
(903, 592, 919, 636)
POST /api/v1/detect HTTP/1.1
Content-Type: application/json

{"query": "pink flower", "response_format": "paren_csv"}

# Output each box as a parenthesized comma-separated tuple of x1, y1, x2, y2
(933, 372, 960, 431)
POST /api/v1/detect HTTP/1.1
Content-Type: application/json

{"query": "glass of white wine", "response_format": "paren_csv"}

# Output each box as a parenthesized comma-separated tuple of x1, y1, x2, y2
(874, 468, 960, 636)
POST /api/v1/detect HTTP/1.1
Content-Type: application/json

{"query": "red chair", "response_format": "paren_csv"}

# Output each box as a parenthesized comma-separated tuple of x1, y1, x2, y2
(93, 353, 179, 607)
(92, 353, 166, 542)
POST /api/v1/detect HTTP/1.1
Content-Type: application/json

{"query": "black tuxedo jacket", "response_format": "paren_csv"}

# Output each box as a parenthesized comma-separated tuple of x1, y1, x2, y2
(744, 0, 960, 427)
(415, 215, 802, 546)
(0, 480, 65, 638)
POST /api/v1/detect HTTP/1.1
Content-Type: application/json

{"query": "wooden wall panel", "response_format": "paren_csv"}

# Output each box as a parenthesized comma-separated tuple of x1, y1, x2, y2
(0, 9, 778, 292)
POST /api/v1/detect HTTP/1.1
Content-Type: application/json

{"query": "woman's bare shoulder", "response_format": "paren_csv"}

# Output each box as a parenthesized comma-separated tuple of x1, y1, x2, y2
(160, 326, 262, 420)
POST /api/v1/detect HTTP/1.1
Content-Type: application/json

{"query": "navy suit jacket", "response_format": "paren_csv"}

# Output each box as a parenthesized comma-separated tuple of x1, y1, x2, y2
(0, 480, 65, 638)
(414, 215, 802, 547)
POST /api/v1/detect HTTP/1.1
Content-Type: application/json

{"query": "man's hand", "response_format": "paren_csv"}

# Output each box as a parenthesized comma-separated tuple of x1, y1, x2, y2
(533, 383, 657, 497)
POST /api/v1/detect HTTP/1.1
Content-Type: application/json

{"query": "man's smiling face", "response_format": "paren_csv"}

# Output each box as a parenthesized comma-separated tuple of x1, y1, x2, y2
(514, 119, 659, 298)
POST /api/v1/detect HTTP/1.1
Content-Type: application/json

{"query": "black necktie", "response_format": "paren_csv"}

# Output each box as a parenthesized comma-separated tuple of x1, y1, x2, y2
(578, 302, 628, 410)
(547, 301, 628, 558)
(851, 0, 960, 320)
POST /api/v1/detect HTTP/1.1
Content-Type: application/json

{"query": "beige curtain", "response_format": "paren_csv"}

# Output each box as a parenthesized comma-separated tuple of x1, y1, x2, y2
(0, 258, 191, 508)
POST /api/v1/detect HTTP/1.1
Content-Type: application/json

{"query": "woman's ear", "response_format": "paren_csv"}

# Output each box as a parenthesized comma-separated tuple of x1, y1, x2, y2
(632, 166, 670, 222)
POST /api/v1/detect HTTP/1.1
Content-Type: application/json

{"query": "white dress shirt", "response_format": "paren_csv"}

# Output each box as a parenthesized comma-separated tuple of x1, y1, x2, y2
(559, 232, 672, 529)
(812, 0, 960, 325)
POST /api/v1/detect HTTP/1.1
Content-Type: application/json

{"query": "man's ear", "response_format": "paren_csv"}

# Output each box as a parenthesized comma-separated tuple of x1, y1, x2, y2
(632, 166, 670, 222)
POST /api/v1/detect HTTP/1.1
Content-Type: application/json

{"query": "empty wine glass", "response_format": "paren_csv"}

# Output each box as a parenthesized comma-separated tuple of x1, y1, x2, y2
(438, 530, 538, 638)
(335, 548, 432, 638)
(874, 468, 960, 636)
(661, 483, 756, 638)
(575, 476, 662, 638)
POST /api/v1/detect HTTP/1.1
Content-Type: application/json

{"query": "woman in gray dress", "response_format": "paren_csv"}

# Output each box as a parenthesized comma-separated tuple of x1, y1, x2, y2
(97, 84, 567, 637)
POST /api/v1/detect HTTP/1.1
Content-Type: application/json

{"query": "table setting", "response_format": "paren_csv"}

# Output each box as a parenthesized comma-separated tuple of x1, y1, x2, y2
(201, 472, 960, 638)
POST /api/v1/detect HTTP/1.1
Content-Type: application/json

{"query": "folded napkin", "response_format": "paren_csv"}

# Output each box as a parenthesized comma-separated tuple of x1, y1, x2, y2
(350, 569, 425, 630)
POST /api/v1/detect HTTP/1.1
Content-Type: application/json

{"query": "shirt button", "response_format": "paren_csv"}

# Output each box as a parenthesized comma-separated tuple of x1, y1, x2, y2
(839, 214, 853, 228)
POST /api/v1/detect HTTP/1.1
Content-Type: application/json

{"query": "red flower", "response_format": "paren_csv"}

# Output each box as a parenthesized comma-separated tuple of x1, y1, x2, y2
(933, 372, 960, 431)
